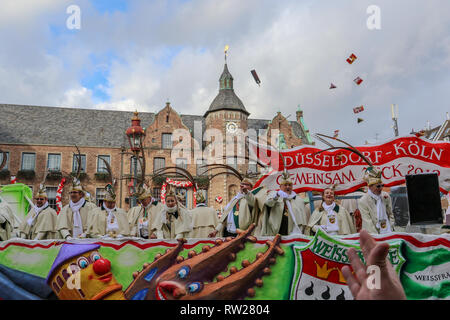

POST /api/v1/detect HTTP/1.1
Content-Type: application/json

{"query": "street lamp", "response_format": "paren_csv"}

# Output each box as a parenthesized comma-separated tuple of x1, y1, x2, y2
(125, 111, 145, 207)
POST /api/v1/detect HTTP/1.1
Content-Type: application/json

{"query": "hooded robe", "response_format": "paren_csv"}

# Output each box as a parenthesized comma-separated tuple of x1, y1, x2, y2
(260, 191, 308, 236)
(152, 205, 192, 240)
(19, 204, 57, 240)
(216, 187, 265, 237)
(306, 203, 356, 236)
(88, 206, 130, 238)
(56, 199, 97, 239)
(189, 204, 219, 238)
(0, 202, 15, 241)
(127, 200, 162, 238)
(358, 191, 395, 234)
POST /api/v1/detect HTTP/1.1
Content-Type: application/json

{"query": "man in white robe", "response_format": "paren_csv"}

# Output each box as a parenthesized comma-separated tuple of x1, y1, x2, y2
(56, 180, 96, 240)
(127, 188, 162, 239)
(190, 191, 218, 238)
(260, 174, 308, 236)
(358, 168, 395, 234)
(19, 185, 57, 240)
(209, 179, 263, 238)
(88, 186, 130, 238)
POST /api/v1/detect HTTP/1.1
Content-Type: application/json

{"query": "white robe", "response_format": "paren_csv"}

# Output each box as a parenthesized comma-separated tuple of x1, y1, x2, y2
(260, 191, 308, 236)
(306, 203, 357, 236)
(358, 192, 395, 234)
(189, 204, 219, 238)
(56, 200, 97, 239)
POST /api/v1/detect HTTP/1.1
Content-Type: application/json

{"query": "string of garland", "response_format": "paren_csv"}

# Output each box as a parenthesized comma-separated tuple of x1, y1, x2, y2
(55, 177, 66, 215)
(160, 177, 196, 206)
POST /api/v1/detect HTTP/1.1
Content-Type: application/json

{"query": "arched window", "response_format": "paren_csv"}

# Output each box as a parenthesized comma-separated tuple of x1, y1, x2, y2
(57, 276, 64, 288)
(62, 269, 70, 281)
(52, 282, 60, 293)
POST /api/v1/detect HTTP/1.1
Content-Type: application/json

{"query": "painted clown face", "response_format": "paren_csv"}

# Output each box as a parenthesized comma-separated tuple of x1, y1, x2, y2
(49, 248, 124, 300)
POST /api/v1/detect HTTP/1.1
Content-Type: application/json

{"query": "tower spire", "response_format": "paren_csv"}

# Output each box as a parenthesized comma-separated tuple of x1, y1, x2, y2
(224, 45, 229, 64)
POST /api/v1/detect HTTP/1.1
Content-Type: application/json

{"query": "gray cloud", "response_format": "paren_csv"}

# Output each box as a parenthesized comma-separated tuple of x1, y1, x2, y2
(0, 0, 449, 146)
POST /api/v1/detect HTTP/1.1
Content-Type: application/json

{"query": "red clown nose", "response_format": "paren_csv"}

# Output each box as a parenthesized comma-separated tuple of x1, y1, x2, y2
(93, 258, 111, 275)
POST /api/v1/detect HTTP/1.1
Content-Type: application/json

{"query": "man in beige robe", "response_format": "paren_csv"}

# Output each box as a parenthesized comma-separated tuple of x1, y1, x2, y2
(0, 196, 15, 241)
(88, 188, 130, 239)
(209, 179, 264, 238)
(56, 180, 97, 240)
(260, 174, 308, 236)
(19, 185, 57, 240)
(189, 191, 218, 238)
(153, 191, 192, 240)
(127, 189, 162, 239)
(306, 187, 356, 236)
(358, 168, 395, 234)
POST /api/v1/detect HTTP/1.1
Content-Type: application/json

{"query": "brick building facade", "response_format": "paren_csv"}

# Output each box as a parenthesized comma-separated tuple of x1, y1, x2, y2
(0, 61, 313, 212)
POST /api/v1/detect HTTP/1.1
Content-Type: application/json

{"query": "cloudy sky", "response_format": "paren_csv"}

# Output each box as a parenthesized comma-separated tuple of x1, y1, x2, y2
(1, 0, 449, 146)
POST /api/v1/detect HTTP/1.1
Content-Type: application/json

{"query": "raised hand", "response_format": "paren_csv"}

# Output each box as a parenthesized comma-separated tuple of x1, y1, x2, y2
(341, 229, 406, 300)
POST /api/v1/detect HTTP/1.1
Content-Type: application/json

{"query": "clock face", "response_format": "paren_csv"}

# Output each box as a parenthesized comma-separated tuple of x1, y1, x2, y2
(226, 122, 238, 134)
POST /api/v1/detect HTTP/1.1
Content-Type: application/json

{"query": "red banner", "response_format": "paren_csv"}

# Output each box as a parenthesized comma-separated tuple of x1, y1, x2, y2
(252, 136, 450, 194)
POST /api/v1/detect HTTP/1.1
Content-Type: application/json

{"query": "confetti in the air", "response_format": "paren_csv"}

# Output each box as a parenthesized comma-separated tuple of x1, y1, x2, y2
(354, 77, 363, 85)
(353, 106, 365, 113)
(346, 53, 357, 64)
(251, 69, 261, 86)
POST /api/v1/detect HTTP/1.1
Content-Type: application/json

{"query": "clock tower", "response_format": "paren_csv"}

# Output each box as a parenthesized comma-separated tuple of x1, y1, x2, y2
(204, 60, 250, 206)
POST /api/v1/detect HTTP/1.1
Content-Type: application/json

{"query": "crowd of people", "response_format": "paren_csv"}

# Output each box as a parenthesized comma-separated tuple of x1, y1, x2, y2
(0, 163, 403, 241)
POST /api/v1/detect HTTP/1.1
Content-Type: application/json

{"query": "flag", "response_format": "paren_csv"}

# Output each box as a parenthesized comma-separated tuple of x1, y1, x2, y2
(353, 106, 364, 114)
(333, 130, 339, 138)
(329, 83, 337, 89)
(354, 77, 363, 85)
(346, 53, 357, 64)
(357, 118, 364, 123)
(251, 70, 261, 86)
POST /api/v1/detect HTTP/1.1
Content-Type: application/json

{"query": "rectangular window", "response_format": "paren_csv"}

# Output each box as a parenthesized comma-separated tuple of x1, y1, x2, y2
(96, 188, 106, 207)
(152, 188, 161, 202)
(162, 133, 173, 149)
(72, 154, 86, 173)
(130, 156, 143, 175)
(47, 187, 57, 210)
(97, 155, 110, 173)
(0, 152, 9, 170)
(47, 154, 61, 171)
(21, 153, 36, 170)
(153, 158, 165, 173)
(196, 158, 206, 176)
